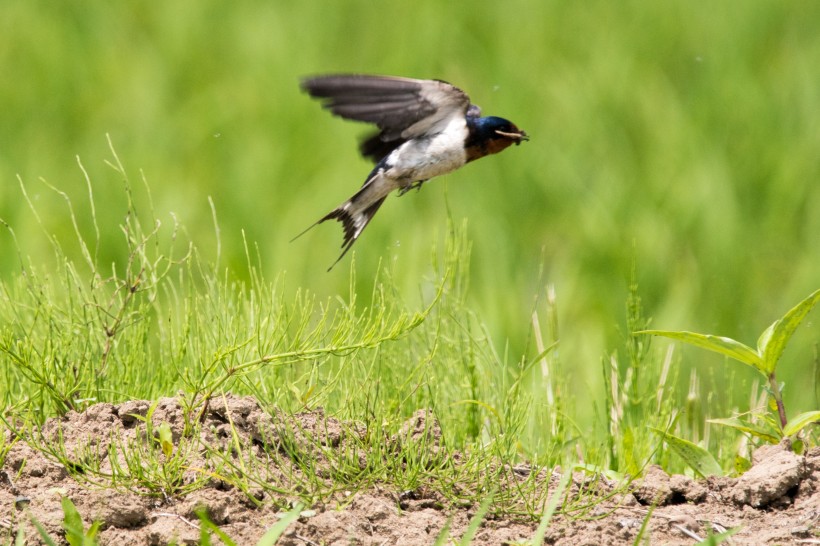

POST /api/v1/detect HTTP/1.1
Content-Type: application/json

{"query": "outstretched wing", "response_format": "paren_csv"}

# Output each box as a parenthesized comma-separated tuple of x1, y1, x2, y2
(301, 74, 475, 163)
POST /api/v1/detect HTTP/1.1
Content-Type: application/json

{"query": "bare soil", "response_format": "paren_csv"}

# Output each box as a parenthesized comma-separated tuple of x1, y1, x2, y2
(1, 395, 819, 545)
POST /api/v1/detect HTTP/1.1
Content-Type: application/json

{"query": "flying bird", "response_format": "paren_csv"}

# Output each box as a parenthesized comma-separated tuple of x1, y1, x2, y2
(296, 74, 528, 269)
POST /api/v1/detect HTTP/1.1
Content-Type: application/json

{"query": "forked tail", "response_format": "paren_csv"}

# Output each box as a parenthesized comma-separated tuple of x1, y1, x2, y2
(318, 197, 386, 270)
(291, 193, 387, 271)
(292, 167, 394, 270)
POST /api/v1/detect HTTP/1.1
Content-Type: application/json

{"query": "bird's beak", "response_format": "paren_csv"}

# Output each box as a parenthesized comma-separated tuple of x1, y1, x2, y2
(496, 129, 529, 144)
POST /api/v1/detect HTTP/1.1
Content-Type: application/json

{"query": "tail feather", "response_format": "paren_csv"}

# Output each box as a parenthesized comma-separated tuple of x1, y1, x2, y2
(321, 197, 386, 271)
(292, 167, 394, 270)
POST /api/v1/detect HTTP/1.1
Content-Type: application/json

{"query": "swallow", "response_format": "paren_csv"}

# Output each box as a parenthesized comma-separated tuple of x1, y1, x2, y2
(296, 74, 528, 270)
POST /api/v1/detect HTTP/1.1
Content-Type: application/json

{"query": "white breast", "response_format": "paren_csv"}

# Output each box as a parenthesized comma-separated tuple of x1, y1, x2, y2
(384, 115, 469, 183)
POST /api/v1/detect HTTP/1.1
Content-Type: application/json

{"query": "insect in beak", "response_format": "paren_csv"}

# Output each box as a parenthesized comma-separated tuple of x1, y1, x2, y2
(495, 129, 529, 144)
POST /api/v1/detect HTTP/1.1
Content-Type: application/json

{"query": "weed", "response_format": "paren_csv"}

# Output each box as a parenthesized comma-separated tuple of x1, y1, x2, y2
(196, 502, 303, 546)
(640, 288, 820, 470)
(61, 497, 101, 546)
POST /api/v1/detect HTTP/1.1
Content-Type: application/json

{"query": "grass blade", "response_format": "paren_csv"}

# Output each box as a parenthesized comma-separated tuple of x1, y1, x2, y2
(196, 510, 237, 546)
(530, 470, 570, 545)
(29, 514, 60, 546)
(432, 516, 453, 546)
(459, 489, 495, 546)
(199, 523, 213, 546)
(15, 523, 26, 546)
(632, 503, 656, 546)
(256, 504, 304, 546)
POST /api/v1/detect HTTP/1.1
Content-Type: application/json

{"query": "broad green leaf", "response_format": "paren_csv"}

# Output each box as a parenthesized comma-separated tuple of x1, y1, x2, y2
(61, 497, 86, 546)
(622, 428, 641, 477)
(734, 456, 752, 475)
(707, 417, 780, 443)
(87, 521, 101, 540)
(782, 410, 820, 437)
(759, 289, 820, 374)
(256, 503, 303, 546)
(638, 330, 763, 373)
(158, 422, 174, 458)
(649, 427, 723, 477)
(755, 321, 775, 358)
(768, 397, 779, 414)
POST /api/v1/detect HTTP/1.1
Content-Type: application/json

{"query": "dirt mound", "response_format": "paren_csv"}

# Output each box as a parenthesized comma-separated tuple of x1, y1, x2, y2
(2, 395, 819, 544)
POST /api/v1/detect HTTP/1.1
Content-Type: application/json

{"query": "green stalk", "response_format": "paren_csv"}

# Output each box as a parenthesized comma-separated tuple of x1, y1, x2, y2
(767, 372, 788, 430)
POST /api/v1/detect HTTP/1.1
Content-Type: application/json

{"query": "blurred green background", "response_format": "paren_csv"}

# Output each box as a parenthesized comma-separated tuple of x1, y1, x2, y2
(2, 1, 819, 413)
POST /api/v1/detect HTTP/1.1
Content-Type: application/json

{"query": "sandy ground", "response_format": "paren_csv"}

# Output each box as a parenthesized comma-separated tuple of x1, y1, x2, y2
(1, 395, 818, 545)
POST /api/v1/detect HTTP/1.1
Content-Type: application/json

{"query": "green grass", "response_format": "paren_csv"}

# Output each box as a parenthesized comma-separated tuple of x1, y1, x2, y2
(2, 1, 820, 421)
(4, 149, 814, 477)
(0, 150, 557, 478)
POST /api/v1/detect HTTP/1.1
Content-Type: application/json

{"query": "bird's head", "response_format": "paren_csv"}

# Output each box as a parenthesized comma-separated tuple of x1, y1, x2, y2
(483, 116, 529, 144)
(466, 116, 529, 161)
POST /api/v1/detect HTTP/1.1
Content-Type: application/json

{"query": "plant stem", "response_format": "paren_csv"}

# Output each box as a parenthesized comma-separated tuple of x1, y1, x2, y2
(768, 372, 788, 430)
